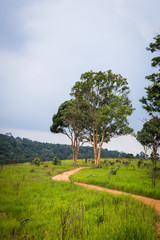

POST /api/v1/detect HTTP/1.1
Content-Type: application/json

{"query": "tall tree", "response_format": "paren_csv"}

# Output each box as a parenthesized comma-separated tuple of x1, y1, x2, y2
(50, 100, 84, 166)
(71, 70, 134, 167)
(140, 34, 160, 116)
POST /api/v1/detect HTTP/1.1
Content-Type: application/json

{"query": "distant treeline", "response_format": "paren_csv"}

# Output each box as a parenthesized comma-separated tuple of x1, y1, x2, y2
(0, 133, 128, 164)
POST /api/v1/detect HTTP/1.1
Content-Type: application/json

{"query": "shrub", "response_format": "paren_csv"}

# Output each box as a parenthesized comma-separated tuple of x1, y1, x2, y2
(137, 159, 143, 168)
(52, 157, 61, 165)
(32, 157, 41, 167)
(30, 168, 35, 173)
(109, 167, 119, 175)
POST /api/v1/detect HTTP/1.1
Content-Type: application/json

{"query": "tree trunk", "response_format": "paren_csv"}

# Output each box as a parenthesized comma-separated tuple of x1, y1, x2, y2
(72, 138, 80, 166)
(97, 143, 103, 166)
(72, 148, 76, 166)
(144, 149, 147, 159)
(74, 146, 80, 166)
(73, 156, 77, 166)
(96, 128, 105, 167)
(94, 145, 98, 167)
(93, 126, 96, 166)
(143, 146, 148, 160)
(152, 145, 157, 188)
(93, 127, 104, 168)
(153, 145, 157, 160)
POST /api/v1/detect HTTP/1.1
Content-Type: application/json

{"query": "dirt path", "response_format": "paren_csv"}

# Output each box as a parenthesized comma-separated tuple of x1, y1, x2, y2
(75, 182, 160, 214)
(52, 167, 160, 213)
(52, 167, 160, 236)
(51, 167, 85, 182)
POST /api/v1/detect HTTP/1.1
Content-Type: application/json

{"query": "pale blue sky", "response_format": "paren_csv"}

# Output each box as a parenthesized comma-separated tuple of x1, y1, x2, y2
(0, 0, 160, 154)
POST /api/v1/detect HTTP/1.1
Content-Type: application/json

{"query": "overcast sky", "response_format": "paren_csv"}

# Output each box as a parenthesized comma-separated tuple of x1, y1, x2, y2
(0, 0, 160, 154)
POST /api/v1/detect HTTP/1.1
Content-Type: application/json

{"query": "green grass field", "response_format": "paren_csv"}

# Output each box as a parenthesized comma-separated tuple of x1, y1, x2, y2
(70, 158, 160, 199)
(0, 160, 159, 239)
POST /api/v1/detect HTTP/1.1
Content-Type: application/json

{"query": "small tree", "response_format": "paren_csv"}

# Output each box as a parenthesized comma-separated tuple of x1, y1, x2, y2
(32, 157, 41, 167)
(142, 117, 160, 160)
(136, 129, 151, 159)
(52, 157, 61, 165)
(125, 153, 134, 159)
(139, 117, 160, 187)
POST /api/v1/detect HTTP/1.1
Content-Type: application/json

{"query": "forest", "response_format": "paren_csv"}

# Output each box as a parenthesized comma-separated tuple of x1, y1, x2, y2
(0, 133, 128, 164)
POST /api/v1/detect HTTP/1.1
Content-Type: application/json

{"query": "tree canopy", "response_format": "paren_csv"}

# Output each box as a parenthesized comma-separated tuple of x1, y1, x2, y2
(140, 117, 160, 159)
(50, 100, 84, 165)
(136, 128, 152, 159)
(71, 70, 134, 167)
(140, 34, 160, 116)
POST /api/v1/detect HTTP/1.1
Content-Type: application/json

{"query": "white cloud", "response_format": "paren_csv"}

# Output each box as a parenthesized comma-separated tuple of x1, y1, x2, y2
(103, 135, 148, 155)
(114, 0, 160, 42)
(0, 128, 69, 145)
(0, 0, 160, 138)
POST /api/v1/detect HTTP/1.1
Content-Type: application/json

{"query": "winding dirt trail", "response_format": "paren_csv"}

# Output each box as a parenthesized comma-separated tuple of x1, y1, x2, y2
(52, 167, 85, 181)
(52, 167, 160, 236)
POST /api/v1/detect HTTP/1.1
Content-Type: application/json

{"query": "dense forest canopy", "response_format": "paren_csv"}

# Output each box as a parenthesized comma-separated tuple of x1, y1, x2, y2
(0, 133, 130, 164)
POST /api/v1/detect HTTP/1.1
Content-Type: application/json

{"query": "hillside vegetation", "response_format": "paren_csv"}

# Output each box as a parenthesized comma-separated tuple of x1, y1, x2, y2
(0, 133, 127, 164)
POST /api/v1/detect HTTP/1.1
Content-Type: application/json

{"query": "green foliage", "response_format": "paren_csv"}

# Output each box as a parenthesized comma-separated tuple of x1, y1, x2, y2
(136, 129, 150, 159)
(140, 33, 160, 116)
(32, 157, 41, 166)
(50, 100, 84, 137)
(50, 101, 71, 134)
(70, 159, 160, 199)
(137, 117, 160, 160)
(0, 133, 128, 164)
(0, 161, 157, 239)
(30, 168, 35, 173)
(71, 69, 134, 166)
(125, 153, 135, 158)
(72, 70, 134, 140)
(142, 117, 160, 156)
(21, 218, 31, 225)
(52, 156, 61, 165)
(136, 129, 151, 148)
(50, 100, 85, 165)
(137, 159, 143, 168)
(137, 117, 160, 188)
(109, 167, 119, 175)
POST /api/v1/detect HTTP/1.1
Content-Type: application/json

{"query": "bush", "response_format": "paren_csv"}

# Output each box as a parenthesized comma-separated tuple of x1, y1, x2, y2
(52, 157, 61, 165)
(109, 167, 119, 175)
(137, 159, 143, 168)
(32, 157, 41, 167)
(30, 168, 35, 173)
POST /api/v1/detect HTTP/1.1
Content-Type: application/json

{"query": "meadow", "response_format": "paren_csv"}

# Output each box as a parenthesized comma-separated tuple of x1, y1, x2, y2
(0, 159, 159, 239)
(70, 158, 160, 199)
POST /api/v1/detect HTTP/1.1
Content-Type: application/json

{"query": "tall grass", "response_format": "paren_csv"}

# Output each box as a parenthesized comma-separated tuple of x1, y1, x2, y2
(0, 160, 158, 239)
(70, 159, 160, 199)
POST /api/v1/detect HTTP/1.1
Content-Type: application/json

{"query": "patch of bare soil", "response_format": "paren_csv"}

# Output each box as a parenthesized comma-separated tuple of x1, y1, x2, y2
(52, 167, 160, 238)
(0, 212, 7, 216)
